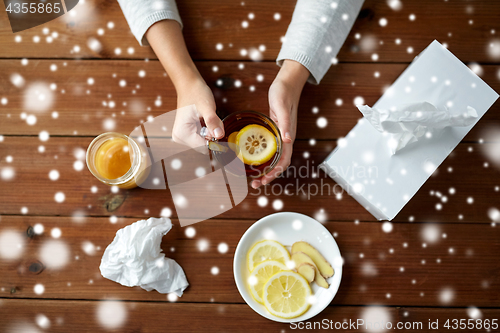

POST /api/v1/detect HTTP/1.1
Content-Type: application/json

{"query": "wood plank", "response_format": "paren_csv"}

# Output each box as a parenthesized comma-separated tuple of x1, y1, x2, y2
(0, 0, 499, 64)
(0, 60, 498, 140)
(1, 299, 499, 333)
(0, 215, 499, 306)
(0, 137, 499, 223)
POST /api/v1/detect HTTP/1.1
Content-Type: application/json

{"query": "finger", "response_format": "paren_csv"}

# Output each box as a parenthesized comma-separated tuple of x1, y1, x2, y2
(198, 105, 224, 139)
(172, 110, 209, 153)
(250, 179, 261, 189)
(270, 103, 293, 143)
(188, 132, 210, 154)
(252, 141, 293, 188)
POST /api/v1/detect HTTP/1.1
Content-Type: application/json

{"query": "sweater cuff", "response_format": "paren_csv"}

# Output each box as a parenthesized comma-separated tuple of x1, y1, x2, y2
(276, 49, 320, 85)
(135, 10, 183, 46)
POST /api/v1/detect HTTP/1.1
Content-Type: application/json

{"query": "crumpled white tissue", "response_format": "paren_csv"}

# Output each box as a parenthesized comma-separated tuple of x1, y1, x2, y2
(357, 101, 478, 154)
(99, 217, 189, 296)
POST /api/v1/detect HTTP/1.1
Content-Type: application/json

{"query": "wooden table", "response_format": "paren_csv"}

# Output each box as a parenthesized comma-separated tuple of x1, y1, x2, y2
(1, 0, 499, 331)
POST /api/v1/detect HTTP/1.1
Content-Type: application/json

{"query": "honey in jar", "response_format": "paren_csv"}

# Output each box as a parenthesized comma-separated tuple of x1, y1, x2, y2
(95, 137, 132, 180)
(87, 132, 149, 189)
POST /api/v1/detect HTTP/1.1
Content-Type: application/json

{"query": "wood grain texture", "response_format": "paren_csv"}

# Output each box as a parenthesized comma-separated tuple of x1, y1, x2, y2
(1, 299, 499, 333)
(0, 216, 499, 307)
(0, 60, 498, 139)
(0, 137, 498, 223)
(1, 0, 499, 329)
(0, 0, 499, 63)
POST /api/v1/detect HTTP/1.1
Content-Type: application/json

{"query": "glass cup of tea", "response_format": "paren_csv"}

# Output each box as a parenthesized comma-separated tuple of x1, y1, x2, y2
(210, 111, 283, 178)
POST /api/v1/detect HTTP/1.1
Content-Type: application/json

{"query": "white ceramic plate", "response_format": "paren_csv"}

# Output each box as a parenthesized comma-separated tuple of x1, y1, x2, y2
(233, 212, 343, 323)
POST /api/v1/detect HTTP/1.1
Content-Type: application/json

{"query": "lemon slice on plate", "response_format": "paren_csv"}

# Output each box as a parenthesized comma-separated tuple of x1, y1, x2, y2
(247, 240, 290, 271)
(263, 271, 312, 319)
(236, 125, 277, 165)
(248, 260, 288, 304)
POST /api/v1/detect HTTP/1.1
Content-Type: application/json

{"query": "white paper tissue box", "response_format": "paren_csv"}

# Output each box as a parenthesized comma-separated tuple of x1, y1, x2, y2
(321, 40, 499, 221)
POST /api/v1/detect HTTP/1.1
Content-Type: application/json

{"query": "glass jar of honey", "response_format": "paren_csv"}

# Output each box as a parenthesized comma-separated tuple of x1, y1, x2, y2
(86, 132, 149, 189)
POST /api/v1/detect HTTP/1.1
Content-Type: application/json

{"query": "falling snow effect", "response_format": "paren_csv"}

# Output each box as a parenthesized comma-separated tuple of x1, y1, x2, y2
(382, 222, 393, 233)
(439, 287, 455, 304)
(0, 230, 25, 260)
(35, 314, 50, 329)
(33, 284, 45, 295)
(173, 194, 188, 209)
(314, 209, 327, 222)
(292, 219, 303, 230)
(0, 1, 498, 329)
(33, 224, 44, 235)
(257, 196, 268, 207)
(197, 239, 209, 252)
(96, 301, 127, 329)
(171, 158, 182, 170)
(49, 170, 60, 181)
(468, 62, 483, 76)
(387, 0, 402, 11)
(487, 39, 500, 59)
(421, 224, 440, 243)
(39, 240, 70, 269)
(217, 242, 229, 254)
(467, 307, 483, 319)
(353, 96, 365, 106)
(185, 227, 196, 238)
(39, 131, 50, 142)
(272, 199, 283, 210)
(488, 208, 500, 222)
(160, 207, 172, 217)
(23, 83, 54, 112)
(248, 48, 263, 61)
(103, 118, 116, 131)
(316, 117, 328, 128)
(10, 73, 25, 87)
(361, 262, 378, 277)
(361, 307, 392, 333)
(1, 167, 15, 181)
(51, 228, 62, 238)
(72, 210, 86, 223)
(74, 160, 84, 171)
(54, 192, 66, 203)
(82, 241, 97, 255)
(480, 126, 500, 168)
(167, 293, 178, 302)
(87, 37, 103, 52)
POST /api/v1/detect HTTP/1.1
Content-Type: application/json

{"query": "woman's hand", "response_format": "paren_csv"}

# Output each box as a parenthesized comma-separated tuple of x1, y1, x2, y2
(251, 60, 310, 188)
(177, 79, 222, 139)
(145, 20, 223, 149)
(172, 78, 222, 149)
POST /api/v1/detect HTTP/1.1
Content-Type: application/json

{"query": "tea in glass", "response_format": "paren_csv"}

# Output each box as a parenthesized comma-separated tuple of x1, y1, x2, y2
(214, 111, 282, 178)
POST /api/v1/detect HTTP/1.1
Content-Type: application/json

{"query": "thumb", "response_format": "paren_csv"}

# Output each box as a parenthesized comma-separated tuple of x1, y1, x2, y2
(271, 103, 293, 143)
(198, 105, 224, 139)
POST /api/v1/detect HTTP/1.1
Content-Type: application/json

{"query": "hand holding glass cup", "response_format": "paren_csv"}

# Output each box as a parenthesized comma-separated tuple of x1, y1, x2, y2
(171, 106, 283, 178)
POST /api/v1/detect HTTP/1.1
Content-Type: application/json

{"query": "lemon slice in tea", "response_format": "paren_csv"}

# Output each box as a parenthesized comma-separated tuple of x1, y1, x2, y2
(236, 125, 277, 165)
(228, 131, 239, 152)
